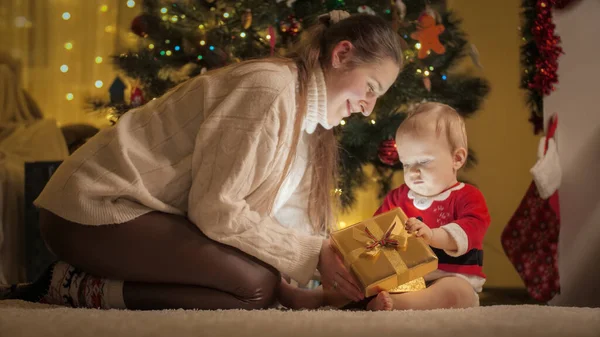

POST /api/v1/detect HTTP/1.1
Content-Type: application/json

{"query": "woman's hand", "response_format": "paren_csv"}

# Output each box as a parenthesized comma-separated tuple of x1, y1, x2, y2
(317, 238, 364, 302)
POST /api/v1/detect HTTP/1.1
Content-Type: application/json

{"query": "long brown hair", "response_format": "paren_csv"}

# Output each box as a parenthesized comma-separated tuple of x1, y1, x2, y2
(278, 13, 404, 235)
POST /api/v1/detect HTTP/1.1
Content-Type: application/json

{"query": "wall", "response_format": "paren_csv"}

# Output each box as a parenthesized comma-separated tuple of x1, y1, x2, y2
(545, 0, 600, 307)
(0, 0, 140, 128)
(339, 0, 540, 288)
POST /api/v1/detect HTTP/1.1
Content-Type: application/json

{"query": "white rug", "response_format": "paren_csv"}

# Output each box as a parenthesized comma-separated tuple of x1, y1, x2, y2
(1, 300, 599, 337)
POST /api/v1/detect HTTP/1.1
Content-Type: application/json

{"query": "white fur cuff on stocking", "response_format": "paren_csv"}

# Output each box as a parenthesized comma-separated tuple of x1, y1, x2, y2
(530, 137, 561, 199)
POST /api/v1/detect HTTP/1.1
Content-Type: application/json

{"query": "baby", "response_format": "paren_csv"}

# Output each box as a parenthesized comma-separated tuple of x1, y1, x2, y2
(278, 102, 491, 311)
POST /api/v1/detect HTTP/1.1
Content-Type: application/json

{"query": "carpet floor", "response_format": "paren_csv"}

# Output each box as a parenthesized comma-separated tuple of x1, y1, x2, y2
(1, 299, 598, 337)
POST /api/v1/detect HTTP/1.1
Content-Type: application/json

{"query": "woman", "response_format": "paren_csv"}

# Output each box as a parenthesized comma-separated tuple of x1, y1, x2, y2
(2, 11, 403, 310)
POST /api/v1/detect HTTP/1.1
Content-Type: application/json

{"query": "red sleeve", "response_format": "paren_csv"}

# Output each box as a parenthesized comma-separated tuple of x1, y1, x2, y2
(374, 185, 405, 216)
(453, 186, 491, 251)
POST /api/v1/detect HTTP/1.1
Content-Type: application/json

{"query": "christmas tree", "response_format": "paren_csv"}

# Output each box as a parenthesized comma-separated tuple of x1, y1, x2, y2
(92, 0, 489, 210)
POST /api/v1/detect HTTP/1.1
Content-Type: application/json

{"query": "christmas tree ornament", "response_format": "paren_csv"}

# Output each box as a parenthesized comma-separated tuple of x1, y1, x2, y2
(279, 15, 302, 37)
(410, 9, 445, 59)
(109, 77, 126, 104)
(130, 14, 158, 37)
(394, 0, 407, 21)
(378, 139, 400, 166)
(130, 87, 145, 107)
(469, 43, 483, 69)
(423, 77, 431, 92)
(357, 5, 376, 15)
(241, 9, 252, 29)
(268, 25, 277, 56)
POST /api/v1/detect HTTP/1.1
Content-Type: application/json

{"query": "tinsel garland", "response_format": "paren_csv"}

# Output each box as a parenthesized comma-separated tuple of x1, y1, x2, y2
(521, 0, 578, 133)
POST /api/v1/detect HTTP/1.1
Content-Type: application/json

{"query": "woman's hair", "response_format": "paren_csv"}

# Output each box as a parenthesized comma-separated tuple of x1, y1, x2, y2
(279, 12, 404, 235)
(396, 102, 468, 152)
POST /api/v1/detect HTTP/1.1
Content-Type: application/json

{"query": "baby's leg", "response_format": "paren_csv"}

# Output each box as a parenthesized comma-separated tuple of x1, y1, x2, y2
(367, 276, 478, 311)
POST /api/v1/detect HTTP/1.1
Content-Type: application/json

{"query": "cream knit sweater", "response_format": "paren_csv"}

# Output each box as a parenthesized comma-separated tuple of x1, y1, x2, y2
(34, 61, 331, 285)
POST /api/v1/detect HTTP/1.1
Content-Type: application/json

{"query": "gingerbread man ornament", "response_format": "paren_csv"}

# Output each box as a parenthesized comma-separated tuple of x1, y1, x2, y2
(410, 12, 445, 59)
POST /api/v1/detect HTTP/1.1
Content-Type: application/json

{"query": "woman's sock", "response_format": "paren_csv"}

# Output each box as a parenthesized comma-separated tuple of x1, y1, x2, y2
(2, 261, 126, 309)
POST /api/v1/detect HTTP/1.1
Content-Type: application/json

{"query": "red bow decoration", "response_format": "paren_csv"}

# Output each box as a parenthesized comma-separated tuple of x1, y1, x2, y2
(364, 222, 400, 250)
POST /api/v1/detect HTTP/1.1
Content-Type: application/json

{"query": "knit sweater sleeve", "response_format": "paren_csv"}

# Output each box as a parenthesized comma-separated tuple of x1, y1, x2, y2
(187, 73, 322, 286)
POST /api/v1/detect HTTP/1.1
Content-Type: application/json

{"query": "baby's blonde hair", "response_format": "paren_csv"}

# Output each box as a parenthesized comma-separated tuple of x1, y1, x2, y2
(396, 102, 468, 152)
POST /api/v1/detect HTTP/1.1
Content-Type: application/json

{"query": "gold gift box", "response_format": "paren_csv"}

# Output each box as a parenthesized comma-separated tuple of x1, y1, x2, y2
(331, 207, 438, 298)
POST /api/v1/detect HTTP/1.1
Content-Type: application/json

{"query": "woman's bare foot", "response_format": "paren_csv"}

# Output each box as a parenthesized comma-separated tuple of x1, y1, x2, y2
(367, 291, 394, 311)
(277, 278, 324, 310)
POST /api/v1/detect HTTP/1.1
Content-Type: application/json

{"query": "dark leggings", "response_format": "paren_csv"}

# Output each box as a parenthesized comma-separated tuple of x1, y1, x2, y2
(39, 209, 280, 310)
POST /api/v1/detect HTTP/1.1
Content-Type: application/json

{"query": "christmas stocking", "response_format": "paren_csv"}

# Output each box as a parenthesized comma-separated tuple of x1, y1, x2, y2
(501, 116, 561, 302)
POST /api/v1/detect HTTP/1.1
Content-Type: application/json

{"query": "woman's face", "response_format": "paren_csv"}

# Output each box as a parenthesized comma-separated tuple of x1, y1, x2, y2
(324, 41, 400, 127)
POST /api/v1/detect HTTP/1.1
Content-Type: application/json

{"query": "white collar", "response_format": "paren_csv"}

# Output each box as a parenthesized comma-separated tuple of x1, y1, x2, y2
(301, 66, 330, 134)
(408, 183, 465, 210)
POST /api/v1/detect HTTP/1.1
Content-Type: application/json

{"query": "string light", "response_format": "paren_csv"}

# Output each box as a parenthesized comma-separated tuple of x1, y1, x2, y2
(171, 15, 178, 22)
(197, 55, 203, 60)
(148, 44, 155, 49)
(429, 66, 434, 71)
(162, 15, 168, 21)
(240, 32, 246, 38)
(174, 45, 180, 51)
(64, 42, 73, 50)
(424, 70, 430, 76)
(442, 75, 447, 80)
(160, 50, 166, 56)
(416, 69, 422, 74)
(198, 24, 205, 29)
(95, 80, 104, 88)
(160, 7, 168, 14)
(62, 12, 71, 20)
(166, 50, 172, 56)
(100, 5, 108, 12)
(209, 46, 215, 51)
(181, 14, 186, 19)
(340, 120, 346, 126)
(126, 0, 135, 8)
(66, 93, 74, 101)
(223, 12, 230, 18)
(60, 65, 69, 72)
(199, 40, 206, 46)
(370, 119, 376, 125)
(266, 34, 271, 40)
(415, 43, 422, 49)
(95, 56, 103, 64)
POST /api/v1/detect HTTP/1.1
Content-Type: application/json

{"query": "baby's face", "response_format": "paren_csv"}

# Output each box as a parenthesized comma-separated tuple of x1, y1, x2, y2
(396, 131, 459, 197)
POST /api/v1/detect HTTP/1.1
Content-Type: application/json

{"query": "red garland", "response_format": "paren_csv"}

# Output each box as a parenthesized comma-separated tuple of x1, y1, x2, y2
(529, 0, 563, 96)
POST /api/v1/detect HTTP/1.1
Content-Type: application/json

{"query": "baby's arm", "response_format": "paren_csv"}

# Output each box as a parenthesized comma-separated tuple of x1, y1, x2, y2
(405, 217, 457, 250)
(439, 187, 491, 257)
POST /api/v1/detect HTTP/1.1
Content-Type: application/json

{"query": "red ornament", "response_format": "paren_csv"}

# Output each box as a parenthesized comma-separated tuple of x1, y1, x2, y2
(378, 139, 399, 166)
(130, 87, 145, 107)
(131, 14, 152, 37)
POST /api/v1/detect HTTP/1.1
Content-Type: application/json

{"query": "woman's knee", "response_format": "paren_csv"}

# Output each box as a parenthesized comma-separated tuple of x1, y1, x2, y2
(235, 264, 280, 309)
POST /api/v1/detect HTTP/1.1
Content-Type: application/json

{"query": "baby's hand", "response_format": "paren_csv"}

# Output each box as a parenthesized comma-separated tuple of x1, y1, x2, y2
(405, 217, 434, 244)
